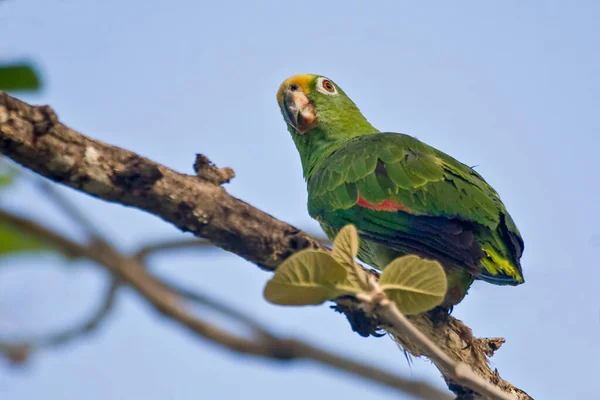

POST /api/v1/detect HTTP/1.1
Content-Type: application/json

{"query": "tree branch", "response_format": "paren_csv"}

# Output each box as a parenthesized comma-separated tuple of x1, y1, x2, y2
(0, 90, 532, 399)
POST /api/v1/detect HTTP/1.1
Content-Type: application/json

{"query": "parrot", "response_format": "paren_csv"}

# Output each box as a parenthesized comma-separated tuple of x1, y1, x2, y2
(276, 73, 524, 309)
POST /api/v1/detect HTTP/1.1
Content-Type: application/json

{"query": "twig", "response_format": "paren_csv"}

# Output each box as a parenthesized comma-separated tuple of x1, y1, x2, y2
(0, 90, 532, 399)
(35, 179, 105, 240)
(40, 278, 120, 347)
(0, 208, 88, 258)
(0, 208, 452, 400)
(134, 238, 221, 261)
(0, 277, 119, 359)
(156, 275, 276, 340)
(375, 297, 514, 400)
(134, 234, 331, 262)
(278, 339, 451, 400)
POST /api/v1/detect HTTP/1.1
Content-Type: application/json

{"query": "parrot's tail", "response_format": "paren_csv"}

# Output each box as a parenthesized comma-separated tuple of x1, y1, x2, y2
(477, 271, 523, 285)
(477, 246, 524, 286)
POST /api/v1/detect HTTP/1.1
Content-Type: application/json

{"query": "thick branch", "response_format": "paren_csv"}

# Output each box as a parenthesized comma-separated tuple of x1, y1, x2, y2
(0, 91, 321, 270)
(0, 91, 531, 399)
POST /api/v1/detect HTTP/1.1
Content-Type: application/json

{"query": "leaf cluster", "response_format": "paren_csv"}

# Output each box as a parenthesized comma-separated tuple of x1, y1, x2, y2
(264, 225, 447, 315)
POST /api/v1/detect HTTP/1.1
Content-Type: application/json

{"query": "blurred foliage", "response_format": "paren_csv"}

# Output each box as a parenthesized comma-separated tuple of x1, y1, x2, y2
(0, 169, 58, 258)
(0, 58, 51, 257)
(0, 62, 42, 91)
(0, 172, 14, 187)
(0, 221, 54, 256)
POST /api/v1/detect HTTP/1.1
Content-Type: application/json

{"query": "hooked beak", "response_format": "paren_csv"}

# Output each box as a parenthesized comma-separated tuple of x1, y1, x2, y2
(282, 87, 317, 134)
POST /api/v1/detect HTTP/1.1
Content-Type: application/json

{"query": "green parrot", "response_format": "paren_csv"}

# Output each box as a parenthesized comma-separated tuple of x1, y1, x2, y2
(276, 73, 524, 309)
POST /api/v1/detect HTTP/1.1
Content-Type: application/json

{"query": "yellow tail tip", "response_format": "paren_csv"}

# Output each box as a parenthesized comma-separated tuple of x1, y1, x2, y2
(480, 247, 524, 285)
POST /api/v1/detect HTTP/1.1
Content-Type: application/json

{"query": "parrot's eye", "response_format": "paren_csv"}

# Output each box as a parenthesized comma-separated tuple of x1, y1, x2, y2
(316, 77, 338, 96)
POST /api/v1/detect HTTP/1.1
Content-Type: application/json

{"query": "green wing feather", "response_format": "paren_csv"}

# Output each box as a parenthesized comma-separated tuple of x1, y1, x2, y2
(307, 133, 524, 284)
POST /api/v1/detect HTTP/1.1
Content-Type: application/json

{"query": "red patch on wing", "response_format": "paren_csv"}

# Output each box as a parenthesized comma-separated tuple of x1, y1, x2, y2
(357, 195, 408, 212)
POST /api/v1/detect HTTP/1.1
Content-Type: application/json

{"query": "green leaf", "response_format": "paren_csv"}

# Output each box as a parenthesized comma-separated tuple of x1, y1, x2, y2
(0, 162, 18, 189)
(331, 224, 359, 265)
(264, 250, 349, 306)
(0, 174, 13, 188)
(379, 255, 447, 315)
(0, 63, 42, 91)
(331, 224, 370, 290)
(0, 222, 55, 256)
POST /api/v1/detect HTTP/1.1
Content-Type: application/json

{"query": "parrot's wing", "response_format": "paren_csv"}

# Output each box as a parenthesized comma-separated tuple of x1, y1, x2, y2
(308, 133, 523, 282)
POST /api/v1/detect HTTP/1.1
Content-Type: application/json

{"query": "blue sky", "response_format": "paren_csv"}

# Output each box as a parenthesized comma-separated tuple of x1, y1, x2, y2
(1, 1, 599, 399)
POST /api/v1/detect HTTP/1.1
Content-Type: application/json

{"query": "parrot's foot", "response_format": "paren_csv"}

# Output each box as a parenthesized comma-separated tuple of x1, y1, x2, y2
(427, 306, 452, 327)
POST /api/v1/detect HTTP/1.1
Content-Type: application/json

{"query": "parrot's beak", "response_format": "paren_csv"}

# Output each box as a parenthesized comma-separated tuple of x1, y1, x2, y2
(282, 87, 317, 134)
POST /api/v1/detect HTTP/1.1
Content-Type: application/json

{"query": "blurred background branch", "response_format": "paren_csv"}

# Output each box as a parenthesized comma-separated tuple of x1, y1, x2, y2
(0, 186, 451, 400)
(134, 235, 331, 263)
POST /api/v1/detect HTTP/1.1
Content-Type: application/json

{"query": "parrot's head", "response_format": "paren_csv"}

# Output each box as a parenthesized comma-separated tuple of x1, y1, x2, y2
(276, 74, 376, 137)
(277, 74, 378, 177)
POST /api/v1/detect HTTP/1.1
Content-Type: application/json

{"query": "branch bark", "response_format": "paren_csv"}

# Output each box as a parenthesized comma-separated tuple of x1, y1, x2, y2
(0, 91, 532, 399)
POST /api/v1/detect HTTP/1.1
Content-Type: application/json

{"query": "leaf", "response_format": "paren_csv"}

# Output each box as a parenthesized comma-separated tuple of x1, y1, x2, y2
(264, 250, 350, 306)
(331, 224, 370, 290)
(379, 255, 447, 315)
(0, 174, 13, 188)
(0, 162, 18, 189)
(332, 224, 359, 264)
(0, 221, 55, 256)
(0, 63, 42, 91)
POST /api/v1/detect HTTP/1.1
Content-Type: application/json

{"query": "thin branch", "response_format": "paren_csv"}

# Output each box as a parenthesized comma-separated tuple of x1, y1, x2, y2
(40, 278, 120, 347)
(0, 208, 451, 400)
(156, 275, 276, 340)
(374, 296, 514, 400)
(280, 339, 451, 400)
(0, 208, 88, 258)
(0, 174, 122, 358)
(0, 277, 119, 359)
(35, 179, 105, 240)
(0, 90, 532, 399)
(134, 238, 222, 262)
(134, 234, 331, 262)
